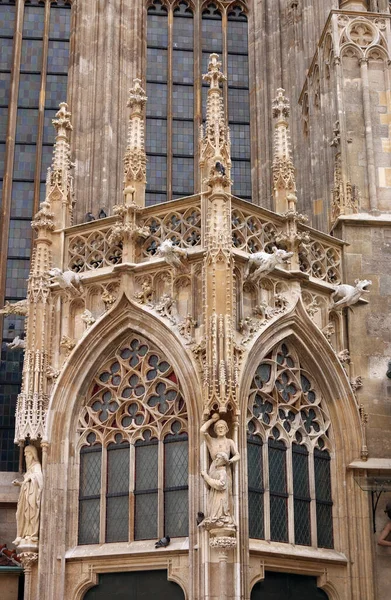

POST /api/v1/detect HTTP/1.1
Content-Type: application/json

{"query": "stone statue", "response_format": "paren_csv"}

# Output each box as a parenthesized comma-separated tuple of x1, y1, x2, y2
(330, 279, 371, 310)
(245, 247, 293, 282)
(12, 446, 43, 548)
(200, 414, 240, 527)
(201, 452, 234, 527)
(48, 267, 83, 295)
(156, 239, 187, 271)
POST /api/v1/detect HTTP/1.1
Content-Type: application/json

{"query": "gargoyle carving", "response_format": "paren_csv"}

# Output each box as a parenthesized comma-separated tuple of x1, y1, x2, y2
(156, 240, 187, 272)
(178, 314, 197, 344)
(331, 279, 371, 310)
(134, 281, 154, 305)
(0, 299, 28, 316)
(48, 268, 83, 296)
(6, 336, 26, 350)
(245, 247, 293, 282)
(155, 293, 177, 325)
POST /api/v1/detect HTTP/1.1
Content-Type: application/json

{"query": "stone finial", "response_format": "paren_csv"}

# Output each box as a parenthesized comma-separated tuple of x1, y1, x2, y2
(38, 102, 74, 228)
(200, 54, 231, 190)
(272, 88, 296, 213)
(123, 78, 147, 205)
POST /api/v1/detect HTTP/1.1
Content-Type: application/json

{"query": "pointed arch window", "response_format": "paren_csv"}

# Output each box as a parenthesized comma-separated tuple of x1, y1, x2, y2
(78, 335, 189, 545)
(146, 0, 251, 205)
(247, 342, 334, 549)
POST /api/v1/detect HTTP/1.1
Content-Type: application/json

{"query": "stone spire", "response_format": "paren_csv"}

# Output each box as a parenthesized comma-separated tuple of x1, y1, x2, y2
(43, 102, 74, 228)
(272, 88, 297, 214)
(200, 54, 231, 191)
(123, 78, 147, 207)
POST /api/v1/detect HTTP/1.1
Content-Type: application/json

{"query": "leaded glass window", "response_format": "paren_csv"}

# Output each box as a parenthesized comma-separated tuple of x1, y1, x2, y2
(0, 0, 71, 471)
(146, 0, 252, 205)
(247, 342, 333, 549)
(78, 334, 189, 545)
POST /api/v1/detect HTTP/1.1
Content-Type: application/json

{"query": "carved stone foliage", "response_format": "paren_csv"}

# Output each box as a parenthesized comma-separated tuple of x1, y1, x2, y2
(299, 240, 342, 285)
(66, 226, 123, 272)
(140, 207, 201, 258)
(78, 335, 187, 444)
(248, 342, 331, 450)
(231, 209, 278, 253)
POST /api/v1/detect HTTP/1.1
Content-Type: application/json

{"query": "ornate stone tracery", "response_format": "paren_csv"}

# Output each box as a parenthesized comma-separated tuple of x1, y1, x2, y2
(78, 334, 187, 445)
(248, 342, 331, 450)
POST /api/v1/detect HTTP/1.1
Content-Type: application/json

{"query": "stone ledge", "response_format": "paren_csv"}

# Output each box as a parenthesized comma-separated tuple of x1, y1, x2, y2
(249, 540, 348, 565)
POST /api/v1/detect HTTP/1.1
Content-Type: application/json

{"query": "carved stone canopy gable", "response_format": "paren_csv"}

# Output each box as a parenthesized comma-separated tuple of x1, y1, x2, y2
(248, 342, 331, 450)
(78, 334, 187, 445)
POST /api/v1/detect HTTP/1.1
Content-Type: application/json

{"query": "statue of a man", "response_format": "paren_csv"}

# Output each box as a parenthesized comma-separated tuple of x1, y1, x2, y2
(12, 445, 43, 547)
(200, 413, 240, 527)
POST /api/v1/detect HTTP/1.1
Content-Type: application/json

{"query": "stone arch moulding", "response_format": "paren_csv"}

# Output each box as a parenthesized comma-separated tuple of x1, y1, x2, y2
(239, 299, 363, 457)
(45, 291, 202, 455)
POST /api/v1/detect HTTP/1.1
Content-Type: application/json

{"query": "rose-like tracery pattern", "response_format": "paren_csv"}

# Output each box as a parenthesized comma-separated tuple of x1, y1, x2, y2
(248, 342, 330, 449)
(78, 334, 187, 445)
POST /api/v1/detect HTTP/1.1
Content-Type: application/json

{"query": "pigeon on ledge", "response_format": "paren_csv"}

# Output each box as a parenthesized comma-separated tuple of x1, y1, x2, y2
(98, 208, 107, 219)
(85, 212, 95, 222)
(155, 536, 170, 548)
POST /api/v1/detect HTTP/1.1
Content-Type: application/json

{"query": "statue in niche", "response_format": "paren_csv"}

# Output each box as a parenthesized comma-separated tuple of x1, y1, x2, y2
(200, 413, 240, 527)
(12, 446, 43, 548)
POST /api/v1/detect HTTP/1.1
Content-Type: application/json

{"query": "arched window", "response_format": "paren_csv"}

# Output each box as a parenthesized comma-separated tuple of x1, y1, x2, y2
(78, 335, 189, 544)
(146, 0, 251, 205)
(247, 342, 333, 548)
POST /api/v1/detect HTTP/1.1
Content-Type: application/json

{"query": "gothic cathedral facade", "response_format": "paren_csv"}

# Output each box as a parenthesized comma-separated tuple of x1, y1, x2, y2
(0, 1, 390, 599)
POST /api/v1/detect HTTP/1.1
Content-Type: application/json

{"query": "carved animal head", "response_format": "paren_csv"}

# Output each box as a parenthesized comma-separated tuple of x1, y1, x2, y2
(272, 248, 294, 263)
(354, 279, 372, 293)
(157, 240, 174, 255)
(48, 267, 62, 277)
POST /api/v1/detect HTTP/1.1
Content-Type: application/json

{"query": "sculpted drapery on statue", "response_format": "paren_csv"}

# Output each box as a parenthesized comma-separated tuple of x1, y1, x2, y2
(200, 414, 240, 527)
(12, 446, 43, 548)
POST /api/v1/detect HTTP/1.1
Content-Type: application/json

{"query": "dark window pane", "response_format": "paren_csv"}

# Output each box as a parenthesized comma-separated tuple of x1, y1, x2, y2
(172, 120, 193, 156)
(15, 108, 39, 143)
(146, 83, 167, 118)
(173, 50, 193, 84)
(8, 220, 32, 258)
(3, 315, 26, 341)
(248, 437, 264, 539)
(231, 160, 251, 198)
(227, 18, 248, 54)
(146, 118, 167, 154)
(172, 157, 193, 193)
(164, 438, 188, 488)
(43, 109, 56, 144)
(202, 11, 222, 52)
(228, 54, 249, 88)
(13, 144, 36, 179)
(147, 14, 168, 47)
(78, 446, 102, 545)
(292, 444, 311, 546)
(315, 449, 333, 548)
(0, 142, 5, 175)
(18, 74, 41, 107)
(0, 39, 13, 70)
(21, 40, 43, 71)
(45, 74, 68, 107)
(40, 145, 53, 181)
(106, 443, 129, 543)
(134, 492, 158, 540)
(47, 40, 69, 73)
(0, 73, 11, 105)
(165, 489, 188, 537)
(0, 343, 24, 384)
(172, 85, 193, 120)
(230, 124, 250, 159)
(135, 442, 158, 490)
(23, 6, 45, 37)
(269, 440, 288, 542)
(173, 13, 193, 49)
(10, 181, 34, 218)
(228, 88, 250, 122)
(147, 155, 167, 192)
(0, 107, 8, 141)
(0, 4, 16, 36)
(147, 48, 167, 82)
(49, 6, 71, 39)
(145, 192, 167, 206)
